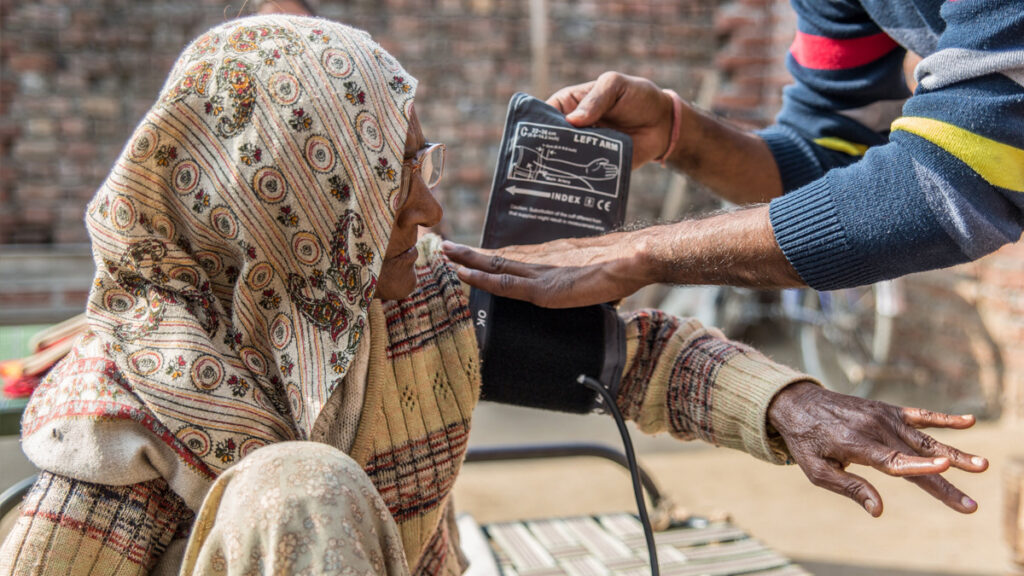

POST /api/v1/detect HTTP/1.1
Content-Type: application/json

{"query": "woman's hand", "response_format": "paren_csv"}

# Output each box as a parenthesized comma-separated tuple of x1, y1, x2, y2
(768, 382, 989, 517)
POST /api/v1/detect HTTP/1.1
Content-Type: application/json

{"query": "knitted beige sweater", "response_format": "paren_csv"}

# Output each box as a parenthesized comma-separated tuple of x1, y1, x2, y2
(1, 235, 809, 575)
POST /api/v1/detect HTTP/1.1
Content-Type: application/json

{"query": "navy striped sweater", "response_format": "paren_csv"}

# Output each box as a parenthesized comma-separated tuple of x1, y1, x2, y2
(760, 0, 1024, 290)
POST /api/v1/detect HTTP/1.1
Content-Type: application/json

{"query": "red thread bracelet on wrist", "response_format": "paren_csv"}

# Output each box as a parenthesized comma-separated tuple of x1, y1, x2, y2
(656, 89, 683, 167)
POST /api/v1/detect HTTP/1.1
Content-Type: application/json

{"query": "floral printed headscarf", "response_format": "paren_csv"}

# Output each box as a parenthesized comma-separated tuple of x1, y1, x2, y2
(21, 15, 418, 504)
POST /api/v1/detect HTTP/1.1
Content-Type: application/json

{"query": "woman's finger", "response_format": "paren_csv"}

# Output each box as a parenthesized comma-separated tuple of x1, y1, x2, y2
(806, 407, 951, 477)
(898, 426, 989, 473)
(797, 457, 884, 517)
(825, 421, 950, 477)
(850, 444, 951, 477)
(902, 407, 976, 430)
(903, 473, 978, 514)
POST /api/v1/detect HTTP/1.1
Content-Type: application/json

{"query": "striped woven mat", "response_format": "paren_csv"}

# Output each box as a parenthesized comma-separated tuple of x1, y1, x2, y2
(462, 513, 811, 576)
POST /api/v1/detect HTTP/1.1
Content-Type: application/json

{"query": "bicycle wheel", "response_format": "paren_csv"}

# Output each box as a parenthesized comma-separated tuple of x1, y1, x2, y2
(658, 285, 763, 339)
(796, 280, 903, 397)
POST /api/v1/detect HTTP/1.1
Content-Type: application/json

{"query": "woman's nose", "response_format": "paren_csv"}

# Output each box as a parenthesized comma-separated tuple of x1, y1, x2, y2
(406, 176, 443, 229)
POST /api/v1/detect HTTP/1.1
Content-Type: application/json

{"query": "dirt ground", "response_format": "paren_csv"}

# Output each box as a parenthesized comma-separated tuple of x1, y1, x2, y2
(455, 401, 1020, 576)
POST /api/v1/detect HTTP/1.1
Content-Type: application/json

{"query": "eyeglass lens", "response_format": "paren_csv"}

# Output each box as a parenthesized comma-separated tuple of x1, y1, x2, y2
(420, 145, 444, 188)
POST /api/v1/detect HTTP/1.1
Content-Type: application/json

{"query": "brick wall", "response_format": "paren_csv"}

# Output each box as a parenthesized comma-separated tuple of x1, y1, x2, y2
(712, 0, 792, 126)
(1, 0, 1021, 420)
(0, 0, 725, 245)
(0, 0, 230, 243)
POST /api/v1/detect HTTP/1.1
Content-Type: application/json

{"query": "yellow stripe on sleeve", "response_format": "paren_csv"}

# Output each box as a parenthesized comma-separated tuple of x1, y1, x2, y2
(892, 116, 1024, 192)
(813, 137, 869, 157)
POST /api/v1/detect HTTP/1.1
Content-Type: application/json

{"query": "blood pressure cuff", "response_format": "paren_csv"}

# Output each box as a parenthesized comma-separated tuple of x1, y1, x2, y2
(471, 93, 632, 413)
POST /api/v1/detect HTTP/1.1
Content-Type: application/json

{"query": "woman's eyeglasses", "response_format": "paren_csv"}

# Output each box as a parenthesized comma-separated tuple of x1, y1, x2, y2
(403, 142, 446, 190)
(393, 142, 445, 211)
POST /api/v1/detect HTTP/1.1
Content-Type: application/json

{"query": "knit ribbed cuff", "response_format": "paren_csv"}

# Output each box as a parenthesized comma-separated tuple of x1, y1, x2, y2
(708, 353, 819, 465)
(757, 125, 826, 193)
(769, 177, 874, 290)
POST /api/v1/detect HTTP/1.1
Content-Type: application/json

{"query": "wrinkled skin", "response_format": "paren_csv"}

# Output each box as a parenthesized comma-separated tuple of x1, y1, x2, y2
(376, 107, 444, 301)
(767, 382, 988, 516)
(444, 234, 991, 516)
(442, 231, 652, 308)
(441, 203, 798, 308)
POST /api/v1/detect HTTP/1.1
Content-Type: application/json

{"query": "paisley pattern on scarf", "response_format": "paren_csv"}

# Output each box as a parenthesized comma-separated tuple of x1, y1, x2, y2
(21, 15, 418, 482)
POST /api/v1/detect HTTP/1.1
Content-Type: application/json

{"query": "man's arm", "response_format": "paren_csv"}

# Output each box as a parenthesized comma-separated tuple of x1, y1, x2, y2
(444, 73, 800, 308)
(444, 205, 803, 309)
(766, 0, 1024, 290)
(453, 2, 1022, 305)
(546, 72, 783, 204)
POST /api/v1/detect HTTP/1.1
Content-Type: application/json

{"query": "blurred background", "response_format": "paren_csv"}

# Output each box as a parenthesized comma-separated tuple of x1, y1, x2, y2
(0, 1, 1022, 574)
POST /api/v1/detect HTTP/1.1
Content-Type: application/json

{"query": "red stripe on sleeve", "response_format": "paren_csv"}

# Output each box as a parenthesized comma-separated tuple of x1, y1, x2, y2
(790, 30, 898, 70)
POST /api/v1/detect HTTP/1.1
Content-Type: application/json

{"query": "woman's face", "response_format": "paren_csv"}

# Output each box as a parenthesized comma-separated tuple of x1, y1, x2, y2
(375, 106, 444, 300)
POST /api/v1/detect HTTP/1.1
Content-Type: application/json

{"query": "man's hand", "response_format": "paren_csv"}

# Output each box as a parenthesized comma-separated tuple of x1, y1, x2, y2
(547, 72, 675, 168)
(442, 233, 652, 308)
(548, 72, 783, 204)
(768, 382, 988, 517)
(444, 207, 804, 309)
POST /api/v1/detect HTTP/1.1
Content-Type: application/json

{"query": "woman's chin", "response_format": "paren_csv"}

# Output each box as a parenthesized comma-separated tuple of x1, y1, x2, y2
(375, 273, 416, 301)
(376, 247, 419, 300)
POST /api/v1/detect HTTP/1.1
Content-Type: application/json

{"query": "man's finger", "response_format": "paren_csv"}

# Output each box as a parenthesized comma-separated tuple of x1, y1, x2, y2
(441, 241, 486, 257)
(565, 72, 625, 126)
(441, 242, 503, 272)
(799, 458, 884, 517)
(546, 82, 592, 114)
(452, 266, 535, 300)
(899, 427, 989, 473)
(902, 407, 976, 430)
(903, 473, 978, 514)
(442, 242, 544, 278)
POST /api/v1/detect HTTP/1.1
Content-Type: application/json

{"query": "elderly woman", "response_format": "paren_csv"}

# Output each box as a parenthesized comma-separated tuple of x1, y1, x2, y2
(0, 14, 986, 576)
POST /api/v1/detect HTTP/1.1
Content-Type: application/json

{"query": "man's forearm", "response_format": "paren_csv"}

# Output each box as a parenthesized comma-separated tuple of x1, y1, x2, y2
(444, 197, 804, 308)
(636, 205, 805, 288)
(667, 104, 784, 205)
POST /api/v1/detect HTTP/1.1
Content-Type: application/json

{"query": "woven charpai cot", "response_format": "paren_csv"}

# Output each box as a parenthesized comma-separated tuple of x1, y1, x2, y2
(480, 513, 810, 576)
